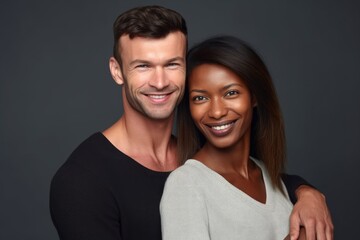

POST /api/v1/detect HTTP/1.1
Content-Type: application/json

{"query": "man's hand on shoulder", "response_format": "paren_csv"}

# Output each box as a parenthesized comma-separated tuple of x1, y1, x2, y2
(289, 185, 334, 240)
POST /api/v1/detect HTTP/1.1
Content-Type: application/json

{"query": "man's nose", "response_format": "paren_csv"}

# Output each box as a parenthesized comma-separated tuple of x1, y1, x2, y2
(148, 67, 170, 90)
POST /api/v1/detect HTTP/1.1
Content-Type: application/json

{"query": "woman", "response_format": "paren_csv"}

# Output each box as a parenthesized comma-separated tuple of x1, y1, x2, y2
(161, 36, 299, 239)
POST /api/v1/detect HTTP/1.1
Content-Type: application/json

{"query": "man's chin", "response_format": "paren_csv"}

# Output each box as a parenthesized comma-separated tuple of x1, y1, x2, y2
(143, 109, 175, 121)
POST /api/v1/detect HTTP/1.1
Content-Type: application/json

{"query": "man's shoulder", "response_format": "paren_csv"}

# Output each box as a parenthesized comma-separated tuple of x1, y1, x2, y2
(50, 132, 136, 198)
(69, 132, 104, 158)
(52, 132, 118, 183)
(59, 132, 103, 167)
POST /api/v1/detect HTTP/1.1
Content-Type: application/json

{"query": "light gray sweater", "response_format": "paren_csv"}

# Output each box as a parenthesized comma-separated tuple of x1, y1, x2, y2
(160, 158, 293, 240)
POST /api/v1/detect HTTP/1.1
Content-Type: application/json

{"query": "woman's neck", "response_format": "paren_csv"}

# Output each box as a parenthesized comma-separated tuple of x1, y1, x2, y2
(193, 136, 266, 203)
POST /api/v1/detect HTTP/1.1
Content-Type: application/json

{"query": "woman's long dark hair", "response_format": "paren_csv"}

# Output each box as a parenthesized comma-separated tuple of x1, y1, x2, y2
(177, 36, 286, 191)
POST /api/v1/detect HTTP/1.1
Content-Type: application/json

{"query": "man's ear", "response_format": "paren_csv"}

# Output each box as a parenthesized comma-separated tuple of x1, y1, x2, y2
(109, 57, 124, 85)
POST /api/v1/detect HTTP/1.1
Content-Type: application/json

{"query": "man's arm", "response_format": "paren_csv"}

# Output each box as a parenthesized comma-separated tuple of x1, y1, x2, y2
(282, 174, 312, 204)
(50, 163, 122, 240)
(282, 174, 334, 240)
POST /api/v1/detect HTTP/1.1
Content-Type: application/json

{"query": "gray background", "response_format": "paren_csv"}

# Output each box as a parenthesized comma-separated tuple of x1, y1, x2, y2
(1, 0, 359, 239)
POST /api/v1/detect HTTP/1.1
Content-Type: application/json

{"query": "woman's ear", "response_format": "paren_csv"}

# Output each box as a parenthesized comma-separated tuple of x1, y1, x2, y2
(252, 95, 258, 107)
(109, 57, 124, 85)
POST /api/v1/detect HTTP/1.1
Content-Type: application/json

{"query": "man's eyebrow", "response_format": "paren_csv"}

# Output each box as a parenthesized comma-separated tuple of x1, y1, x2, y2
(129, 57, 184, 66)
(129, 59, 151, 66)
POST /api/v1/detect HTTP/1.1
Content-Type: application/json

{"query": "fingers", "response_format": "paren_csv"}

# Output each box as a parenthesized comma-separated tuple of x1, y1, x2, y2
(289, 212, 334, 240)
(315, 221, 326, 240)
(297, 227, 306, 240)
(289, 213, 300, 240)
(305, 218, 334, 240)
(325, 218, 334, 240)
(292, 187, 334, 240)
(315, 208, 334, 240)
(304, 218, 316, 240)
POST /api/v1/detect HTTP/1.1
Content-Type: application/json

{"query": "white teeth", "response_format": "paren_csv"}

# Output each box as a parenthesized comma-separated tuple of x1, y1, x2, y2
(149, 95, 166, 99)
(212, 123, 232, 131)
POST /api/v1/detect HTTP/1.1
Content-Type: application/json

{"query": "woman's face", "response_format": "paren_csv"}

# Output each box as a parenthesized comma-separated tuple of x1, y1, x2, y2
(188, 64, 255, 149)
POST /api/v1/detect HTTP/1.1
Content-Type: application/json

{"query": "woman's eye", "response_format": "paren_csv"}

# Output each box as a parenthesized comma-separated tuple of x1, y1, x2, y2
(226, 90, 239, 96)
(193, 96, 206, 101)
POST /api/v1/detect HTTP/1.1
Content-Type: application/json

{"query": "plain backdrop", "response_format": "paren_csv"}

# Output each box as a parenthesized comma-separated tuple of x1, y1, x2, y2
(1, 0, 359, 239)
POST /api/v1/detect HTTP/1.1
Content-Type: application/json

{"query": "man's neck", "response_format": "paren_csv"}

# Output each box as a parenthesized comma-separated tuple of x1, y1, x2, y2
(103, 113, 178, 172)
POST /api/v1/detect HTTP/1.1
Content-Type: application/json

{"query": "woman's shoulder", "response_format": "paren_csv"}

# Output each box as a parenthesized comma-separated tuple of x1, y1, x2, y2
(166, 159, 208, 185)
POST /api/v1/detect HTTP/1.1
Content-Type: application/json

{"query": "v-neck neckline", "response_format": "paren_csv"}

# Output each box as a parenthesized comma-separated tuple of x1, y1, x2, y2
(186, 157, 275, 210)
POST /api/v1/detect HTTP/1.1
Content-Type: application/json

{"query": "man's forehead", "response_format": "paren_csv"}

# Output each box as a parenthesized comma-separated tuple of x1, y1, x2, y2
(119, 32, 186, 60)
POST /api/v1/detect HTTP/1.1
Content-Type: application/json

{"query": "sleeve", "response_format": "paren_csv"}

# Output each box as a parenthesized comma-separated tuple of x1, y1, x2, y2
(160, 170, 210, 240)
(281, 173, 315, 204)
(49, 163, 122, 240)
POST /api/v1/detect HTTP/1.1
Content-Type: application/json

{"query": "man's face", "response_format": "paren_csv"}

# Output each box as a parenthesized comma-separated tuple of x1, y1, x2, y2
(119, 31, 186, 120)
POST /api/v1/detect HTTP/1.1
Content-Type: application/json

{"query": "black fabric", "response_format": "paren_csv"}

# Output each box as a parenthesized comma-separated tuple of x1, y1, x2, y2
(50, 132, 307, 240)
(282, 173, 313, 204)
(50, 133, 170, 240)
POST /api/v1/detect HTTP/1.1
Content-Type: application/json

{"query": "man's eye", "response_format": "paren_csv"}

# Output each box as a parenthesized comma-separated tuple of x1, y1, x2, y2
(166, 63, 180, 69)
(136, 64, 150, 69)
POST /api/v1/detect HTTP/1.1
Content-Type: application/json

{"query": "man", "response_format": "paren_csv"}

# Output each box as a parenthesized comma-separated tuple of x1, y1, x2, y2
(50, 5, 333, 240)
